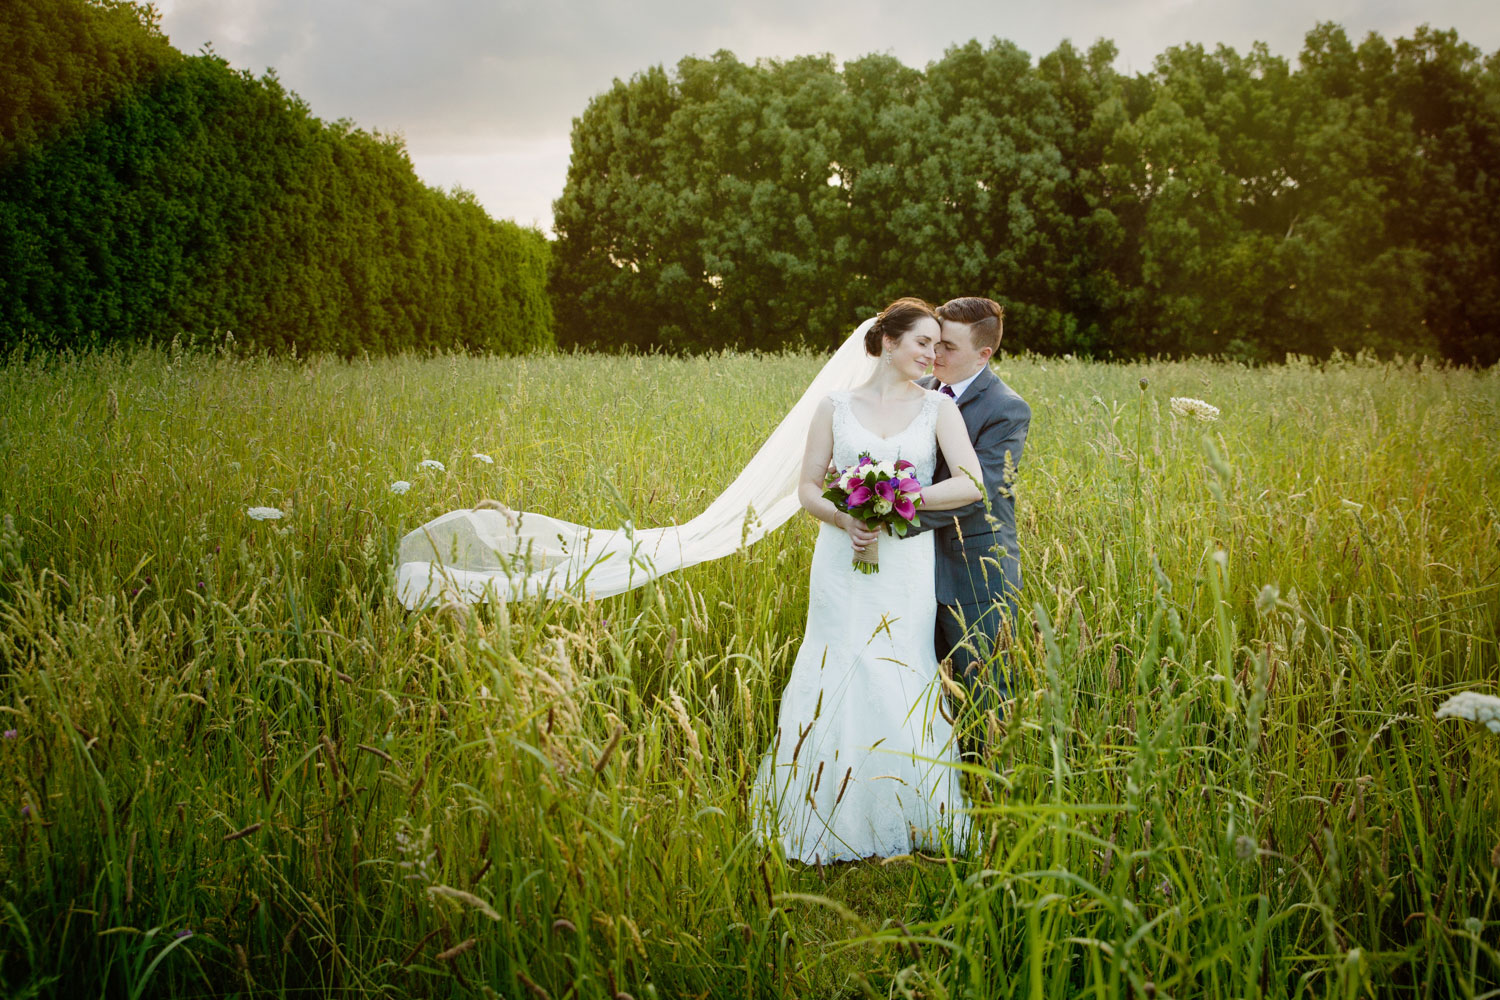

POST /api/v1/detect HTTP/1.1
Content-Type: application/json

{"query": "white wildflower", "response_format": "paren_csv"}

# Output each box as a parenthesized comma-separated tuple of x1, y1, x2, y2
(419, 459, 446, 472)
(390, 480, 412, 495)
(1435, 691, 1500, 734)
(1255, 583, 1279, 615)
(1169, 396, 1221, 421)
(395, 822, 435, 882)
(246, 506, 284, 521)
(472, 453, 494, 464)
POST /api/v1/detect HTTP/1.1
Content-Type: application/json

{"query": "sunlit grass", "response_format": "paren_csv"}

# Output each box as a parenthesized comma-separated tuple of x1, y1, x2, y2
(0, 342, 1497, 997)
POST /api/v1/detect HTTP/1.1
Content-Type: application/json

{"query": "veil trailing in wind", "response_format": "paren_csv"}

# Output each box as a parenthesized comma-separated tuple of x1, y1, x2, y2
(394, 319, 878, 609)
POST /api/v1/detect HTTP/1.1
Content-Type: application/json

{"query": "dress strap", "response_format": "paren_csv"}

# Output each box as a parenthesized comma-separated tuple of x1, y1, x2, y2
(921, 389, 942, 428)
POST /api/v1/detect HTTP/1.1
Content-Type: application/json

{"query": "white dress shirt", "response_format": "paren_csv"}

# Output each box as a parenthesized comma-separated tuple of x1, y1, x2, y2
(939, 369, 983, 401)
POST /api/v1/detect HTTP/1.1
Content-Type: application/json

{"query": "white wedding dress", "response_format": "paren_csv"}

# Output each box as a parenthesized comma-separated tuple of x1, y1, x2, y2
(752, 389, 969, 863)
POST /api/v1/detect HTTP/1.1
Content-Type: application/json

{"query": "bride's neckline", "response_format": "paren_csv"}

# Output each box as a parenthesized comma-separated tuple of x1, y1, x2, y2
(841, 388, 932, 441)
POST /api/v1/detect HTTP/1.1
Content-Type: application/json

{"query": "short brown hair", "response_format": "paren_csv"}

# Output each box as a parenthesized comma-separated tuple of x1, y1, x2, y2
(864, 297, 937, 357)
(936, 297, 1003, 353)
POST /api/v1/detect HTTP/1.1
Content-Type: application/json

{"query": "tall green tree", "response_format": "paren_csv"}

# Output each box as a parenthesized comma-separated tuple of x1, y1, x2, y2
(0, 0, 552, 355)
(553, 24, 1498, 363)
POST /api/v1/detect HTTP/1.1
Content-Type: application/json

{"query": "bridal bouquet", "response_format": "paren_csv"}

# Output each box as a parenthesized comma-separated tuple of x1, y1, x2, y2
(822, 454, 924, 573)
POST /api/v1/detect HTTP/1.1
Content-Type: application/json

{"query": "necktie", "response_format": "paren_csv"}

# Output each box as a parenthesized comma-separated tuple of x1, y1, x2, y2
(940, 384, 956, 398)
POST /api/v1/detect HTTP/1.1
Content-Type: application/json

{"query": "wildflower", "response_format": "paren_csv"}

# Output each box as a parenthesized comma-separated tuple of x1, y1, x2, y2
(2, 729, 16, 740)
(1158, 877, 1172, 897)
(1139, 377, 1149, 390)
(396, 822, 436, 881)
(390, 480, 412, 495)
(246, 507, 284, 521)
(20, 803, 30, 816)
(419, 459, 445, 472)
(1435, 691, 1500, 734)
(1255, 583, 1279, 615)
(472, 453, 494, 464)
(1169, 396, 1221, 421)
(174, 928, 194, 940)
(1233, 835, 1258, 861)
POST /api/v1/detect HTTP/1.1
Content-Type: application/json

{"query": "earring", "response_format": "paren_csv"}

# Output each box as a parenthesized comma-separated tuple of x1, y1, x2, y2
(884, 350, 893, 364)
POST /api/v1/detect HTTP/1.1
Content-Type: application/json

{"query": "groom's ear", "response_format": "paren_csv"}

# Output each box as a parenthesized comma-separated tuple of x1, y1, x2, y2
(978, 345, 994, 363)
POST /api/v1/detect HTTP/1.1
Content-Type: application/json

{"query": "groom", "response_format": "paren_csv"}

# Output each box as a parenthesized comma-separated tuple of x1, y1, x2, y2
(916, 297, 1031, 735)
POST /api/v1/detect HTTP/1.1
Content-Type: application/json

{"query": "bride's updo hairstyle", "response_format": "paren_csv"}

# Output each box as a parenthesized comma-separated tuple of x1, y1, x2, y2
(864, 297, 937, 357)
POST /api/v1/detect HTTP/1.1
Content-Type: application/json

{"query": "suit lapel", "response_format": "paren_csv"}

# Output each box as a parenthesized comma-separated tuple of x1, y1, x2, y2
(955, 367, 998, 411)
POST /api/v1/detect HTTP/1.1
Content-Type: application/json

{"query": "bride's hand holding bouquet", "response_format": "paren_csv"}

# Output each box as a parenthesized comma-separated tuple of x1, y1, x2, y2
(823, 454, 924, 573)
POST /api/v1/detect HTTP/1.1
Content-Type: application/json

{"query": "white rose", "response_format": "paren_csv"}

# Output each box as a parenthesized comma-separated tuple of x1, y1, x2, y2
(873, 497, 893, 515)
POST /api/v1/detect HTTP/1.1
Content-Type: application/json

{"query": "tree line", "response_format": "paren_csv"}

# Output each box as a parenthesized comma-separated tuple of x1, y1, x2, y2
(551, 27, 1500, 363)
(0, 0, 552, 356)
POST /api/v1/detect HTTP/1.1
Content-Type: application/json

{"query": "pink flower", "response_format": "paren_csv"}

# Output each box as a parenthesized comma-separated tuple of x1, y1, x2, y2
(857, 455, 873, 467)
(896, 459, 915, 471)
(845, 484, 873, 508)
(895, 476, 921, 495)
(894, 497, 916, 520)
(874, 479, 897, 503)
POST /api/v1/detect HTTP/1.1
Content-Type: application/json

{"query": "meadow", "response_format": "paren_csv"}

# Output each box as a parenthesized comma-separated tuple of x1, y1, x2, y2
(0, 339, 1497, 998)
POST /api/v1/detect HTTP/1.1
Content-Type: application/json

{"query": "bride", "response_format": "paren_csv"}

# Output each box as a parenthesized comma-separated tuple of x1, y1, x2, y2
(752, 297, 982, 863)
(392, 297, 980, 862)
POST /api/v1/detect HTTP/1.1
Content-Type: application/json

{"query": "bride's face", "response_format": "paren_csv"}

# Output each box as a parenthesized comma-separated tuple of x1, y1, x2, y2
(887, 317, 939, 379)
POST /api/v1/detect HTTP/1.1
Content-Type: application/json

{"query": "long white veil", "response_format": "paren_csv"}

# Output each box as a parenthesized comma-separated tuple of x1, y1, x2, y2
(394, 319, 878, 609)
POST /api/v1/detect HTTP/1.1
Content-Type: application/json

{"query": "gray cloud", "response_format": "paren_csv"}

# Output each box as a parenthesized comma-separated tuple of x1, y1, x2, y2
(156, 0, 1500, 230)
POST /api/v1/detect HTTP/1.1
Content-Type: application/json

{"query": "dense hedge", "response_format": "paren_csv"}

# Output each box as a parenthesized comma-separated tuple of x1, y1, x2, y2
(0, 0, 552, 355)
(552, 28, 1500, 362)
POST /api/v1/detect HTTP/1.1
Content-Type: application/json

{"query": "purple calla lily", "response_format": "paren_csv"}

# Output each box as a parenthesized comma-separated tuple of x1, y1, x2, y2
(895, 476, 921, 495)
(894, 497, 916, 520)
(874, 479, 897, 502)
(846, 484, 873, 507)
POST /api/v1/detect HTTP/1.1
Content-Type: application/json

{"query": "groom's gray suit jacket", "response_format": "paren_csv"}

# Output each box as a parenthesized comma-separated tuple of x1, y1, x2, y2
(917, 368, 1031, 611)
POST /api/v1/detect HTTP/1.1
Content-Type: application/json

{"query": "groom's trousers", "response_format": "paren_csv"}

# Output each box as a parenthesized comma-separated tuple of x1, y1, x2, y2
(936, 597, 1018, 725)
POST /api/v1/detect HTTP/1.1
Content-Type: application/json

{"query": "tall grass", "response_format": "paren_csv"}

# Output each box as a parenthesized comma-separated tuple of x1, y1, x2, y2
(0, 340, 1496, 997)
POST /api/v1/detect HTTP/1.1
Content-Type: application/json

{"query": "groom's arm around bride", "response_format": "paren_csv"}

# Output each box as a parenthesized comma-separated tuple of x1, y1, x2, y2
(915, 297, 1032, 727)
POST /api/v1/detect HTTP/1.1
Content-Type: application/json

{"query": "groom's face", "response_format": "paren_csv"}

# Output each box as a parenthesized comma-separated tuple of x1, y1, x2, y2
(934, 321, 991, 382)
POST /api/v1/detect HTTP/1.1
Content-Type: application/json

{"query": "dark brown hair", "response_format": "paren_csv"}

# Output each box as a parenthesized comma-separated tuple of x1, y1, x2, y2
(864, 297, 937, 357)
(936, 297, 1004, 353)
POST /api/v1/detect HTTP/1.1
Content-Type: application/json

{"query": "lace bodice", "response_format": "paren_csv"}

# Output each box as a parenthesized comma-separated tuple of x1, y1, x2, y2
(829, 390, 941, 485)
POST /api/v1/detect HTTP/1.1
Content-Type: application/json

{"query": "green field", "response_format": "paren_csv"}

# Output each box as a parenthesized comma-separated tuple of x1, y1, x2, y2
(0, 343, 1497, 998)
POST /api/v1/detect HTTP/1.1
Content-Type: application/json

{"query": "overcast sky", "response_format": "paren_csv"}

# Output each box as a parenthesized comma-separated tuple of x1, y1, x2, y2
(153, 0, 1499, 234)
